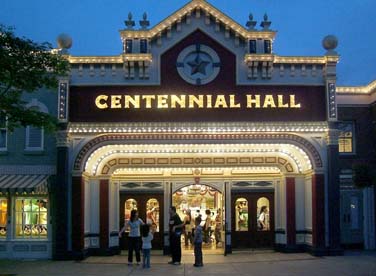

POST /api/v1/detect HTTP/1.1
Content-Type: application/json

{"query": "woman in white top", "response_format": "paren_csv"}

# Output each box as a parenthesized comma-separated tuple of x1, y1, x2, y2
(119, 209, 144, 265)
(257, 206, 268, 231)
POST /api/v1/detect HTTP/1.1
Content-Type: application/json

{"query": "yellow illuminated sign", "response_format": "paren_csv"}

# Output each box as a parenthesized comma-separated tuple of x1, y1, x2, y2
(95, 94, 301, 109)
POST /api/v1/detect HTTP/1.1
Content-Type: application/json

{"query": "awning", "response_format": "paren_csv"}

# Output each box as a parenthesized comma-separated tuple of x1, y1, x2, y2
(0, 174, 50, 194)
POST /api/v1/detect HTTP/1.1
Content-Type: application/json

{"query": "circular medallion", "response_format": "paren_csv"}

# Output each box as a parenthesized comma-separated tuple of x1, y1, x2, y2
(176, 44, 220, 85)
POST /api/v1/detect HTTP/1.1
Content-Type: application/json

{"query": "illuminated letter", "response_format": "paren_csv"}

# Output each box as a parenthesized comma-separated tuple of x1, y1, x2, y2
(95, 95, 109, 109)
(111, 95, 122, 109)
(229, 95, 241, 108)
(290, 95, 301, 108)
(277, 95, 289, 108)
(157, 95, 169, 108)
(206, 95, 213, 108)
(142, 95, 156, 108)
(246, 95, 260, 108)
(171, 95, 186, 108)
(124, 95, 140, 108)
(189, 95, 204, 108)
(214, 95, 228, 108)
(263, 95, 276, 108)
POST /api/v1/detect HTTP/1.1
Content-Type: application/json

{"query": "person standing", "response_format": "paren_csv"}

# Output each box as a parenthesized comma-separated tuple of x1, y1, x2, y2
(203, 209, 212, 243)
(119, 209, 144, 265)
(193, 216, 203, 267)
(214, 208, 222, 245)
(168, 206, 184, 265)
(183, 209, 193, 246)
(141, 224, 154, 269)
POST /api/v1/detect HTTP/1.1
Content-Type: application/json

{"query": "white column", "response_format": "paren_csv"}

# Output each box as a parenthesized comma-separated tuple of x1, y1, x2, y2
(276, 178, 287, 245)
(108, 180, 119, 248)
(164, 181, 171, 248)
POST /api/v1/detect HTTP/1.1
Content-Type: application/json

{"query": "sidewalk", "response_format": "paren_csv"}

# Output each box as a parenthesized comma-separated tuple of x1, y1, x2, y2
(1, 251, 375, 276)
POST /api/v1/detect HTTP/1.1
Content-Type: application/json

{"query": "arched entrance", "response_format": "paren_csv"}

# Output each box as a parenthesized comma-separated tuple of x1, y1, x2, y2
(172, 183, 225, 254)
(69, 134, 326, 257)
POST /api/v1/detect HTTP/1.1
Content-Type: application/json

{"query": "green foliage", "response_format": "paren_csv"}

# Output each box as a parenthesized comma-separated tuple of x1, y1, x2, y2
(0, 25, 69, 132)
(352, 163, 376, 188)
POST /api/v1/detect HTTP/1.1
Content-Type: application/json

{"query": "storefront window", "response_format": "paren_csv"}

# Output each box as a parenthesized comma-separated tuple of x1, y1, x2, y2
(0, 198, 7, 237)
(235, 198, 248, 231)
(257, 197, 270, 231)
(146, 198, 159, 232)
(15, 198, 48, 238)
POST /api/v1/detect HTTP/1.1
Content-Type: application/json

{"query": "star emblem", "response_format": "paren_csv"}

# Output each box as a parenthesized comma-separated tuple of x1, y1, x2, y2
(187, 54, 210, 76)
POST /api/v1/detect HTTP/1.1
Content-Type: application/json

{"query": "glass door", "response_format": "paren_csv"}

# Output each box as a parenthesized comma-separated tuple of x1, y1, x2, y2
(231, 192, 274, 248)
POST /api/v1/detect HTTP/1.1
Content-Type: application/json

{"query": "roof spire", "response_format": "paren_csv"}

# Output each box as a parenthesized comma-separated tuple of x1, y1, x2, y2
(139, 12, 150, 29)
(260, 13, 271, 30)
(124, 12, 135, 29)
(246, 13, 257, 30)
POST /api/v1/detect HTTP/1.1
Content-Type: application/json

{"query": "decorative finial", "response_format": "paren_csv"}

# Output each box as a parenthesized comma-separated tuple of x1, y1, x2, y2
(322, 35, 339, 55)
(139, 12, 150, 30)
(56, 33, 72, 54)
(246, 13, 257, 30)
(260, 13, 271, 30)
(125, 12, 135, 29)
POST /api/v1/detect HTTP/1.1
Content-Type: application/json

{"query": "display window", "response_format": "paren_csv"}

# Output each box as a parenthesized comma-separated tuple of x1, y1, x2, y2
(15, 198, 48, 238)
(0, 198, 7, 237)
(235, 198, 248, 231)
(146, 198, 160, 232)
(256, 197, 270, 231)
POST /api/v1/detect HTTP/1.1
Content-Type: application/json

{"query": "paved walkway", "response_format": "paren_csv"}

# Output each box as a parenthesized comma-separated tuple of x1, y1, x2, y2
(1, 251, 376, 276)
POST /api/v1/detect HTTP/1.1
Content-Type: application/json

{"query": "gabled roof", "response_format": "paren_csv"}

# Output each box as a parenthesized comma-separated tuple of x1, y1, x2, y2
(119, 0, 276, 40)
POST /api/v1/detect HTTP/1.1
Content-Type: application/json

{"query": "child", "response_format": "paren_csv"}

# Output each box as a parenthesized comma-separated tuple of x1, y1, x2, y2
(193, 216, 203, 267)
(141, 224, 154, 268)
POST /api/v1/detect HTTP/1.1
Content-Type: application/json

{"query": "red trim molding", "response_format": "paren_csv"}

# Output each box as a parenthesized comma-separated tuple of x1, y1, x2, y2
(72, 176, 85, 252)
(286, 177, 296, 246)
(312, 174, 325, 248)
(100, 179, 109, 249)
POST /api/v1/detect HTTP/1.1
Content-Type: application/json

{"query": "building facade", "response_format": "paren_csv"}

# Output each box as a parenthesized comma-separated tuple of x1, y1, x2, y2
(0, 0, 375, 259)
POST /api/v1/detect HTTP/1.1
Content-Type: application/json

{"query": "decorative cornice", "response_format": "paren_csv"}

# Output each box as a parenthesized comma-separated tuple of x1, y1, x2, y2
(119, 0, 276, 40)
(244, 55, 338, 65)
(337, 80, 376, 95)
(68, 56, 123, 64)
(68, 122, 329, 134)
(56, 130, 71, 147)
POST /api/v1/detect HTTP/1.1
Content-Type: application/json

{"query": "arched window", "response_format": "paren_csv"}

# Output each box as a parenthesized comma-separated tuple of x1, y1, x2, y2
(146, 198, 159, 232)
(235, 198, 248, 231)
(257, 197, 270, 231)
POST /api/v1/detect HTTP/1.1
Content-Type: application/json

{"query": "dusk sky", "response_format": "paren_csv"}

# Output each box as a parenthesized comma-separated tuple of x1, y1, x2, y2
(1, 0, 375, 86)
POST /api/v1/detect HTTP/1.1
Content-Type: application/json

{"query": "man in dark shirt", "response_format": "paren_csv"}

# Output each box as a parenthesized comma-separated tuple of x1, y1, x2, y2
(168, 206, 184, 265)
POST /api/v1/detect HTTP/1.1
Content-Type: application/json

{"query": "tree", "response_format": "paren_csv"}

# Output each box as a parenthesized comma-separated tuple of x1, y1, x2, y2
(0, 25, 69, 132)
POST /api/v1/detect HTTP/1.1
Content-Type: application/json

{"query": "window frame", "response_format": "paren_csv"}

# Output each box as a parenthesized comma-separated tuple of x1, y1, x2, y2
(338, 121, 356, 155)
(0, 197, 8, 239)
(13, 196, 49, 240)
(25, 125, 44, 151)
(0, 114, 7, 151)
